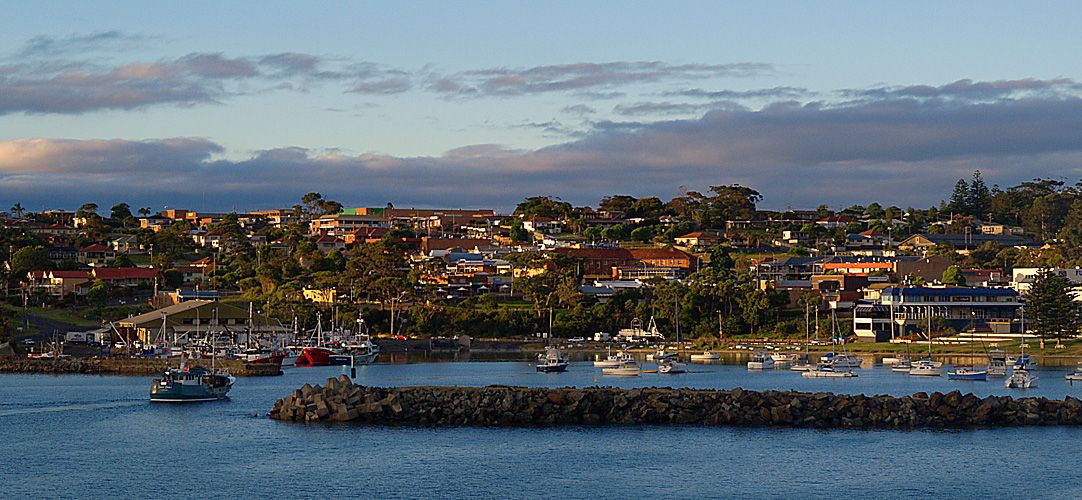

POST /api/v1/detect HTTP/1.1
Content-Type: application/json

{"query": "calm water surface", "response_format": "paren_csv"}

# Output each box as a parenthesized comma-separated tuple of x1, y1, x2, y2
(3, 358, 1082, 499)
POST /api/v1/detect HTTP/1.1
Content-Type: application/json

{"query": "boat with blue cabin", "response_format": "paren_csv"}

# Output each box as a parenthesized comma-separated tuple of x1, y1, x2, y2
(150, 362, 235, 402)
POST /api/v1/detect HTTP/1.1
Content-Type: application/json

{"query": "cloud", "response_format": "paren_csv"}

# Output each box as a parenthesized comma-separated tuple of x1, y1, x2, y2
(429, 62, 776, 98)
(6, 93, 1082, 211)
(18, 31, 156, 57)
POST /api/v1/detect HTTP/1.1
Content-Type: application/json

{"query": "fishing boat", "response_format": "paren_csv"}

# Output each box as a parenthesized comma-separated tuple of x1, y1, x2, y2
(150, 343, 234, 402)
(294, 313, 338, 367)
(602, 359, 642, 377)
(536, 345, 569, 372)
(747, 348, 775, 370)
(333, 334, 380, 365)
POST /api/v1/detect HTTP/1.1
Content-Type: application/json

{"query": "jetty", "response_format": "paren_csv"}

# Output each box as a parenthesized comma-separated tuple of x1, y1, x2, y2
(271, 376, 1082, 429)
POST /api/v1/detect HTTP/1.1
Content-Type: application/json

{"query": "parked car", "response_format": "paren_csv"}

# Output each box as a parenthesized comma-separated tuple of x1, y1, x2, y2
(569, 337, 585, 342)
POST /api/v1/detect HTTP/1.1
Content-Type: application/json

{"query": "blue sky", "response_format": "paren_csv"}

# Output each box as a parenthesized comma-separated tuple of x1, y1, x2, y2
(3, 2, 1082, 214)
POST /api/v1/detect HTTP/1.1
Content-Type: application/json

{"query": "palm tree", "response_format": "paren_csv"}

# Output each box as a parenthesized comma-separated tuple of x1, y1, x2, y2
(137, 207, 152, 218)
(10, 203, 23, 218)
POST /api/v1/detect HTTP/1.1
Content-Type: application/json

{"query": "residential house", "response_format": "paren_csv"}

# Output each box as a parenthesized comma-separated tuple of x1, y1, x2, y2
(78, 244, 115, 267)
(315, 235, 347, 253)
(110, 235, 142, 254)
(522, 217, 562, 234)
(26, 270, 91, 296)
(674, 232, 721, 248)
(816, 216, 858, 229)
(90, 267, 158, 287)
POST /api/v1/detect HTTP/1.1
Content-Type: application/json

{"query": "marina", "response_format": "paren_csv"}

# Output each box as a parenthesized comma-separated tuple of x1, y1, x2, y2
(5, 356, 1082, 499)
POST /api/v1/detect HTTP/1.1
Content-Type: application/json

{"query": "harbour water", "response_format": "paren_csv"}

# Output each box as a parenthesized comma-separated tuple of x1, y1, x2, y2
(4, 359, 1082, 499)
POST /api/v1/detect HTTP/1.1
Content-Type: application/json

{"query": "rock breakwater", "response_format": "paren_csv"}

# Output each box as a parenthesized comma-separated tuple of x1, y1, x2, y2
(0, 356, 281, 376)
(271, 376, 1082, 429)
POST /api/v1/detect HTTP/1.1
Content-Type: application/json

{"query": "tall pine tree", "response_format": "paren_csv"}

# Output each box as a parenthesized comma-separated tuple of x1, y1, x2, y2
(1026, 268, 1078, 344)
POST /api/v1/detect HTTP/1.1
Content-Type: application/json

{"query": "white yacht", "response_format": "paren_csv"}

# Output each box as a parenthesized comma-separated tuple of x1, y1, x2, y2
(658, 359, 687, 374)
(1005, 369, 1038, 388)
(890, 358, 912, 373)
(908, 359, 944, 377)
(747, 349, 775, 370)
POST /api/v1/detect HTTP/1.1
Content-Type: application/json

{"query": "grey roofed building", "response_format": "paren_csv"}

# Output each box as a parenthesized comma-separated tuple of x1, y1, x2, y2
(897, 233, 1035, 251)
(116, 300, 285, 344)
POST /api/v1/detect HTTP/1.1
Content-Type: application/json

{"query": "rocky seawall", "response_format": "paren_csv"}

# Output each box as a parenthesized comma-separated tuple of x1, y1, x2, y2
(0, 356, 281, 376)
(271, 376, 1082, 429)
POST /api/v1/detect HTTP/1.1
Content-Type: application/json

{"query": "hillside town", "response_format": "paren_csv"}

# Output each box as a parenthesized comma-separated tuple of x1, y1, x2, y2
(3, 176, 1082, 351)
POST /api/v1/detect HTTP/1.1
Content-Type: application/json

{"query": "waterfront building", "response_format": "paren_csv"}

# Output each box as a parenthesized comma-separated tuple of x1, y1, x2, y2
(852, 286, 1022, 342)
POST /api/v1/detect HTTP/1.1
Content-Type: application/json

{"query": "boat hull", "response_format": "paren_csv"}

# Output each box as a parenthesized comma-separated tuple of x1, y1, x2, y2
(295, 347, 335, 366)
(150, 371, 234, 402)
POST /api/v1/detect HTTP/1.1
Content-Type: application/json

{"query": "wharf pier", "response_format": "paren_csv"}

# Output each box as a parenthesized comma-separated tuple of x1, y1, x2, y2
(271, 376, 1082, 429)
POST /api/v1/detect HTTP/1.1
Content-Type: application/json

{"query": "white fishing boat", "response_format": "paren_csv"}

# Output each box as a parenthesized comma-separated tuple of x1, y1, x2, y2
(602, 359, 642, 377)
(747, 348, 775, 370)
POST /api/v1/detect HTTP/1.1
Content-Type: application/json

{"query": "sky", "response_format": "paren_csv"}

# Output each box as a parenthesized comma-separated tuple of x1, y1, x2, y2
(3, 1, 1082, 215)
